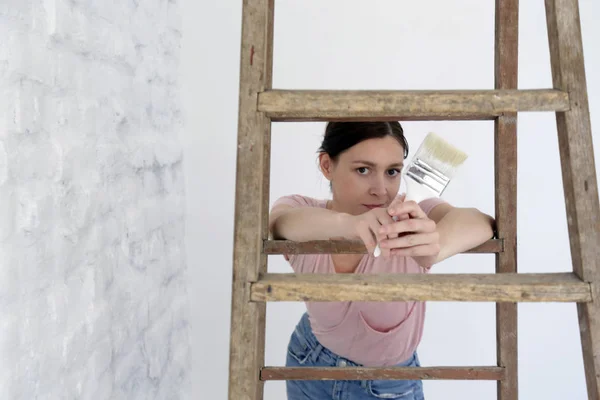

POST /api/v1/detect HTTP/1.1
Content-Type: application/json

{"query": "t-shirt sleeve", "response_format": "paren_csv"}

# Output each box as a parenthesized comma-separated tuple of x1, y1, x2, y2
(418, 197, 448, 216)
(271, 194, 320, 210)
(270, 194, 323, 271)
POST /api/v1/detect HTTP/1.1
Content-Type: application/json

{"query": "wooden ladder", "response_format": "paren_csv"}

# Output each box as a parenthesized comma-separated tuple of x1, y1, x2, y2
(227, 1, 600, 399)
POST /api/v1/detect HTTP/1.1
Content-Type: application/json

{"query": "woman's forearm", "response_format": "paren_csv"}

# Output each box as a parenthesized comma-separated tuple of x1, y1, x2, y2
(270, 207, 355, 241)
(435, 207, 495, 263)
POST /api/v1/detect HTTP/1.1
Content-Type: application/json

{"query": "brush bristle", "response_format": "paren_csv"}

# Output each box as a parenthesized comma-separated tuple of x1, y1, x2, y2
(411, 132, 468, 177)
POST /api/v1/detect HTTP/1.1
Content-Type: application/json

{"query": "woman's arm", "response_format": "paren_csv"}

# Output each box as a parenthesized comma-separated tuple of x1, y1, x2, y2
(427, 203, 495, 263)
(269, 205, 355, 241)
(269, 202, 398, 255)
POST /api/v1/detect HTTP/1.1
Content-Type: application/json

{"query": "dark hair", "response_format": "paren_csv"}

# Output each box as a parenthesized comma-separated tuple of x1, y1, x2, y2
(318, 121, 409, 160)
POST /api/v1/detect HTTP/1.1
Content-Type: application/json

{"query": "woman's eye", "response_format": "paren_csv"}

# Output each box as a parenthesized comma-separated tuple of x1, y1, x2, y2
(357, 167, 369, 175)
(387, 169, 401, 176)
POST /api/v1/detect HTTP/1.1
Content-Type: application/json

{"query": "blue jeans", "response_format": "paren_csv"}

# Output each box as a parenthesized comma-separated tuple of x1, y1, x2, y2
(286, 313, 425, 399)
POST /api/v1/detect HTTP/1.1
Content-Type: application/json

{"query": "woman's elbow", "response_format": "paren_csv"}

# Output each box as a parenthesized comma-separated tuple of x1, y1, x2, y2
(472, 210, 495, 242)
(268, 207, 293, 239)
(269, 215, 285, 239)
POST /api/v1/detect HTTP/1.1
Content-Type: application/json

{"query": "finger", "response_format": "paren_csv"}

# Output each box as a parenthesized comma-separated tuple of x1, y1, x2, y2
(376, 211, 407, 253)
(365, 210, 392, 239)
(357, 220, 379, 255)
(374, 212, 395, 240)
(358, 229, 377, 255)
(388, 193, 406, 210)
(367, 227, 393, 257)
(392, 213, 410, 222)
(388, 200, 426, 219)
(392, 201, 425, 219)
(379, 232, 439, 250)
(369, 218, 392, 257)
(390, 243, 441, 257)
(375, 211, 395, 226)
(378, 218, 436, 237)
(369, 209, 396, 257)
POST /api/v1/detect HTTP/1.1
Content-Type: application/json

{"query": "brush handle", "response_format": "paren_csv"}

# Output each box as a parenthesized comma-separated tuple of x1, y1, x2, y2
(403, 176, 439, 204)
(373, 176, 440, 257)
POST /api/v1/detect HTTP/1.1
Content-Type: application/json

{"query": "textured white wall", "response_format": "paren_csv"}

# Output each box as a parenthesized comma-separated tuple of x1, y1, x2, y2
(0, 1, 191, 399)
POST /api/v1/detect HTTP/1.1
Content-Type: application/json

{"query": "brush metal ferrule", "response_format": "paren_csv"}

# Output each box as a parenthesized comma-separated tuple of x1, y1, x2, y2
(405, 158, 449, 196)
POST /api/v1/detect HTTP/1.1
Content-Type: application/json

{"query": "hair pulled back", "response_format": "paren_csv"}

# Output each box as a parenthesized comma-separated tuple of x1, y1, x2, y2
(318, 121, 409, 159)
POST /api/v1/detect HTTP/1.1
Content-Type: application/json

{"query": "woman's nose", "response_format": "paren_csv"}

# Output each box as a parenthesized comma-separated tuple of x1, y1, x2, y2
(369, 176, 387, 196)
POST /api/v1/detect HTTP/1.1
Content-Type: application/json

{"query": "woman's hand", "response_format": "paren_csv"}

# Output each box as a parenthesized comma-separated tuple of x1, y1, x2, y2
(347, 207, 396, 256)
(377, 196, 441, 268)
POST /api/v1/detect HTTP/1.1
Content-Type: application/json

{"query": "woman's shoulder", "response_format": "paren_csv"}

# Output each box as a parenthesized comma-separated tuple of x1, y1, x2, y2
(271, 194, 328, 209)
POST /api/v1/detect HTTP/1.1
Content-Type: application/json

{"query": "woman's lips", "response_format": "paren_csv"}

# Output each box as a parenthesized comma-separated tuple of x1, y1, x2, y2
(363, 204, 385, 209)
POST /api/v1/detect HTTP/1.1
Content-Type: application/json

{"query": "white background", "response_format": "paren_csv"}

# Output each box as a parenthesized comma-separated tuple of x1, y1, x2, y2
(181, 1, 600, 399)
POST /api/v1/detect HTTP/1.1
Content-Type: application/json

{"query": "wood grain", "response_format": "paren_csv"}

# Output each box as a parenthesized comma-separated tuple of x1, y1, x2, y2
(261, 366, 505, 381)
(257, 89, 569, 121)
(251, 273, 592, 303)
(495, 1, 519, 399)
(228, 0, 274, 399)
(545, 1, 600, 398)
(264, 239, 502, 254)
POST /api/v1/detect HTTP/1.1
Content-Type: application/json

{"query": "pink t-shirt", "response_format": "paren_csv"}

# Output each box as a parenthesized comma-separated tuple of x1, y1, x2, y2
(272, 194, 447, 367)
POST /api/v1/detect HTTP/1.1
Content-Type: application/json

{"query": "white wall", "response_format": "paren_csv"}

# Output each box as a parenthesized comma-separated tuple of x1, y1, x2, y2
(1, 1, 191, 399)
(182, 1, 600, 399)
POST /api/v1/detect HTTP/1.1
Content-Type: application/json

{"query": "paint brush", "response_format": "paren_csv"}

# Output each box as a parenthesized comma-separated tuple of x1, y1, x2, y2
(374, 132, 468, 257)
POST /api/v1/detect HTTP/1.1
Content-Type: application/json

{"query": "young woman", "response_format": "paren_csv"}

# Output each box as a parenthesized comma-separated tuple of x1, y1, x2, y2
(269, 121, 495, 399)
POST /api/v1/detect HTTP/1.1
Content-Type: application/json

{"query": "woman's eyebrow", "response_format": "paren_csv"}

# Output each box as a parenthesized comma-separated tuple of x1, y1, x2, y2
(351, 160, 404, 168)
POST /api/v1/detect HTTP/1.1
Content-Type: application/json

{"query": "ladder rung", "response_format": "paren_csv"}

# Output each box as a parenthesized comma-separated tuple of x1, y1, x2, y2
(260, 366, 505, 381)
(264, 239, 502, 254)
(257, 89, 570, 121)
(251, 273, 591, 303)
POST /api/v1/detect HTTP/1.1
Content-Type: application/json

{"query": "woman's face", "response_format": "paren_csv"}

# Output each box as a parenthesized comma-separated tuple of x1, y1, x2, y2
(319, 136, 405, 216)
